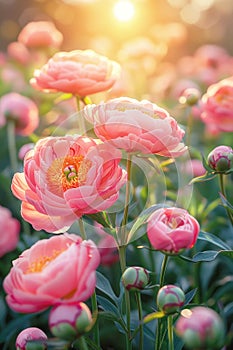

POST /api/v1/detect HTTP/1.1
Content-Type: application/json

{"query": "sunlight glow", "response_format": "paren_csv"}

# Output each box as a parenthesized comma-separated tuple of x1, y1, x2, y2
(113, 0, 135, 22)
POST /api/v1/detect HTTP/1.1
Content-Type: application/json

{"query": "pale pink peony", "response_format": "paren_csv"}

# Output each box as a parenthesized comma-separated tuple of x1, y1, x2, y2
(0, 93, 39, 136)
(3, 234, 100, 313)
(11, 135, 126, 233)
(147, 207, 200, 254)
(7, 42, 31, 65)
(30, 49, 121, 97)
(18, 21, 63, 49)
(83, 97, 187, 157)
(0, 205, 20, 258)
(94, 223, 119, 266)
(16, 327, 47, 350)
(200, 76, 233, 132)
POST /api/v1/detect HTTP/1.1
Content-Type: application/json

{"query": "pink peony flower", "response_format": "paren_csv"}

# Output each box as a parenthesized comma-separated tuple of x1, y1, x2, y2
(0, 93, 39, 136)
(0, 205, 20, 257)
(175, 307, 225, 349)
(18, 21, 63, 49)
(200, 76, 233, 132)
(3, 234, 100, 313)
(94, 223, 119, 266)
(16, 327, 47, 350)
(11, 135, 126, 233)
(147, 207, 200, 254)
(7, 42, 31, 65)
(83, 97, 187, 157)
(30, 49, 121, 97)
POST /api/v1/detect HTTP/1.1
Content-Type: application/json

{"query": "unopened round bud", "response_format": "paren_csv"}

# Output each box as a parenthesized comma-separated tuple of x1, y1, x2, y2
(175, 307, 225, 349)
(16, 328, 47, 350)
(157, 285, 185, 315)
(121, 266, 149, 291)
(207, 145, 233, 173)
(179, 88, 201, 106)
(49, 303, 92, 341)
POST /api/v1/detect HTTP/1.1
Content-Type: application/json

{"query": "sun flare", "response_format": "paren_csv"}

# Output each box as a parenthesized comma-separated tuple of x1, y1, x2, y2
(113, 0, 135, 22)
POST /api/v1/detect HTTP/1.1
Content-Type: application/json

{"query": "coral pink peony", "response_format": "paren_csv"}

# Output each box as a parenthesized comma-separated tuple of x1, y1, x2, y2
(0, 93, 39, 136)
(16, 327, 47, 350)
(3, 234, 100, 313)
(200, 77, 233, 132)
(147, 207, 200, 254)
(11, 135, 126, 233)
(0, 205, 20, 257)
(83, 97, 187, 157)
(18, 21, 63, 49)
(30, 49, 121, 97)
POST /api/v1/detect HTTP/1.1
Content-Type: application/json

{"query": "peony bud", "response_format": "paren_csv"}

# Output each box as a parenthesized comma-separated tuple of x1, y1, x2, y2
(16, 328, 47, 350)
(121, 266, 149, 291)
(207, 145, 233, 173)
(175, 306, 225, 349)
(179, 87, 201, 106)
(157, 285, 185, 315)
(49, 303, 92, 341)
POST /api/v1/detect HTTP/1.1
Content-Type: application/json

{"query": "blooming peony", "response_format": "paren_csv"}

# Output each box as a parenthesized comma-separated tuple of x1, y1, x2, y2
(30, 49, 121, 97)
(18, 21, 63, 49)
(83, 97, 187, 157)
(147, 207, 200, 254)
(200, 76, 233, 132)
(11, 135, 126, 233)
(0, 205, 20, 257)
(0, 93, 39, 136)
(3, 234, 100, 313)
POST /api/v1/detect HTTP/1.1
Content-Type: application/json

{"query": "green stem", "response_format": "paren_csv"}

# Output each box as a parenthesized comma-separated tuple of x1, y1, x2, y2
(7, 120, 18, 173)
(135, 292, 143, 350)
(91, 291, 100, 348)
(76, 95, 86, 136)
(78, 218, 87, 240)
(119, 245, 132, 350)
(219, 173, 233, 226)
(121, 154, 132, 245)
(76, 336, 89, 350)
(155, 255, 169, 350)
(167, 315, 174, 350)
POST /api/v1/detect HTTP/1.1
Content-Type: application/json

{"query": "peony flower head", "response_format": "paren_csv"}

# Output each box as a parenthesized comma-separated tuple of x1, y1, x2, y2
(147, 207, 200, 254)
(18, 21, 63, 49)
(0, 93, 39, 136)
(49, 303, 92, 340)
(0, 205, 20, 258)
(207, 145, 233, 173)
(121, 266, 149, 291)
(175, 307, 225, 349)
(30, 49, 121, 97)
(83, 97, 187, 157)
(157, 285, 185, 315)
(200, 76, 233, 132)
(3, 234, 100, 313)
(16, 327, 47, 350)
(11, 135, 126, 233)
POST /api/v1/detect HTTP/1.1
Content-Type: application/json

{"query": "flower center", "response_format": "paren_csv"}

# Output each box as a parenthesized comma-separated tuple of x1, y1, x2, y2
(46, 152, 92, 196)
(26, 249, 65, 274)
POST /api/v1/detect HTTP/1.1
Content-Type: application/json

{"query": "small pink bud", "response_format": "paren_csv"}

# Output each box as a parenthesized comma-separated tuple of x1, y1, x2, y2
(179, 88, 201, 106)
(175, 306, 225, 349)
(121, 266, 149, 291)
(157, 285, 185, 315)
(49, 303, 92, 341)
(16, 327, 47, 350)
(207, 145, 233, 173)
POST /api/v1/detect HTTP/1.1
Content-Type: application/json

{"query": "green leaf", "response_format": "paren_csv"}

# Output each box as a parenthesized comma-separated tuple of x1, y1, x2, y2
(219, 193, 233, 212)
(0, 314, 34, 342)
(97, 296, 121, 318)
(85, 212, 112, 228)
(198, 231, 231, 250)
(143, 311, 165, 324)
(184, 288, 197, 306)
(181, 250, 233, 262)
(96, 271, 119, 303)
(127, 204, 167, 243)
(189, 172, 216, 184)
